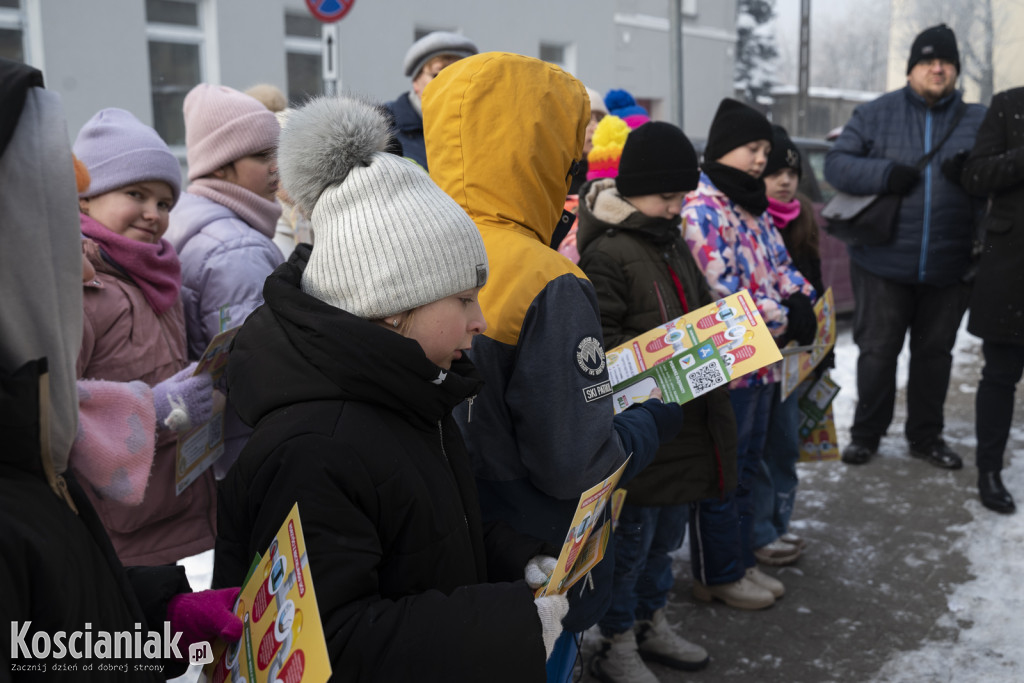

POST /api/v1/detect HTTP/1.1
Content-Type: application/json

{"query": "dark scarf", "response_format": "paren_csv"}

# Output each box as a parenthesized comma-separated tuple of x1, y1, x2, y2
(702, 161, 769, 216)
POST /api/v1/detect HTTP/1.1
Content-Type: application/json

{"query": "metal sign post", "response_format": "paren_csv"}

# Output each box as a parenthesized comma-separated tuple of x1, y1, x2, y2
(322, 23, 338, 96)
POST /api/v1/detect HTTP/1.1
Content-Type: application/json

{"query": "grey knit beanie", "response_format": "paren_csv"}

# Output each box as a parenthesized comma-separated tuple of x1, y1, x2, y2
(278, 95, 488, 319)
(403, 31, 478, 78)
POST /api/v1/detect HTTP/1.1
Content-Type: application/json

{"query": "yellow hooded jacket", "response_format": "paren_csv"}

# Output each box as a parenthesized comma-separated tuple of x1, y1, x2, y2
(424, 55, 668, 633)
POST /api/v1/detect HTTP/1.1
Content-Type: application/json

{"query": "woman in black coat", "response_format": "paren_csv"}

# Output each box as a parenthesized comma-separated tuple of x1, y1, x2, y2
(962, 86, 1024, 514)
(213, 96, 567, 682)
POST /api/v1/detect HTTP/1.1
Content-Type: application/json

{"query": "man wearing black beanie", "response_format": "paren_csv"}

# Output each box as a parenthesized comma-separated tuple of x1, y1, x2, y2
(824, 24, 986, 470)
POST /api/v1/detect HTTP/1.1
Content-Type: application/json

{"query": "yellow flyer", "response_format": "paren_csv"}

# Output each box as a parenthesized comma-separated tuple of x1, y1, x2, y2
(605, 290, 782, 414)
(206, 503, 332, 683)
(193, 325, 241, 382)
(799, 404, 840, 462)
(536, 457, 630, 597)
(780, 288, 837, 401)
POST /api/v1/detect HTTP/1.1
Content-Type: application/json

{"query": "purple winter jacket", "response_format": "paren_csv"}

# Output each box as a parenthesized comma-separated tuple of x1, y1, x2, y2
(166, 191, 284, 475)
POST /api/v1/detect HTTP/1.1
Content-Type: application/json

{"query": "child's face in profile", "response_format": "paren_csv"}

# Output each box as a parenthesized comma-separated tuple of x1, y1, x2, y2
(79, 181, 175, 244)
(403, 287, 487, 369)
(764, 168, 799, 204)
(625, 191, 687, 220)
(717, 140, 771, 178)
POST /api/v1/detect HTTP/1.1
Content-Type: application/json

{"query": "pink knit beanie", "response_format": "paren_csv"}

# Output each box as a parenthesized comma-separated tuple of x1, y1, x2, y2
(183, 83, 280, 181)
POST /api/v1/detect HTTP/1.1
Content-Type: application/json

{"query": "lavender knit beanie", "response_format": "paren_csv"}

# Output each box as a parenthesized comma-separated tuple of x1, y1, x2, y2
(73, 108, 182, 202)
(183, 83, 280, 181)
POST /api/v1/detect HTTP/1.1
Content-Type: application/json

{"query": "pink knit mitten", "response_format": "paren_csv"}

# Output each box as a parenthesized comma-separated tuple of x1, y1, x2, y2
(153, 362, 213, 432)
(71, 379, 156, 505)
(166, 588, 243, 652)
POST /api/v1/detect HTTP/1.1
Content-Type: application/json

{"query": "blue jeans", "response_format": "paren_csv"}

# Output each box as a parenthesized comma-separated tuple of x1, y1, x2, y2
(691, 383, 773, 584)
(976, 339, 1024, 473)
(546, 630, 578, 683)
(850, 262, 970, 447)
(752, 382, 802, 549)
(598, 504, 688, 636)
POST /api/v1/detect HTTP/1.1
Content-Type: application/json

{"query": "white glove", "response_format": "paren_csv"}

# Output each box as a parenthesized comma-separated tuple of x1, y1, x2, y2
(524, 555, 558, 590)
(534, 593, 569, 660)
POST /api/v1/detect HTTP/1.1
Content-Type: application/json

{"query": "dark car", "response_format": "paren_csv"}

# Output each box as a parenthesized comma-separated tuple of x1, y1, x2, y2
(690, 136, 855, 315)
(791, 137, 854, 315)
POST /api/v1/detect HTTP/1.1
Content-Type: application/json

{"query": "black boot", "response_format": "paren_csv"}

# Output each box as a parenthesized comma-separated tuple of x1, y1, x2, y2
(978, 470, 1016, 514)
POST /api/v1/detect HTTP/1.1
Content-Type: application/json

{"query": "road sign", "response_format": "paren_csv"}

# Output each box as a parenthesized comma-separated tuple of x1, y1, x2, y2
(305, 0, 355, 24)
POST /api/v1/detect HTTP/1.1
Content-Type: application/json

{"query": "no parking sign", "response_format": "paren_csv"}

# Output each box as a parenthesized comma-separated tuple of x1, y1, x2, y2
(305, 0, 355, 23)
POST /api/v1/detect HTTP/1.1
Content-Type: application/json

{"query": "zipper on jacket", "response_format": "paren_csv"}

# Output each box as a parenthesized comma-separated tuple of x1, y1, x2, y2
(466, 395, 475, 423)
(438, 421, 470, 535)
(920, 109, 934, 282)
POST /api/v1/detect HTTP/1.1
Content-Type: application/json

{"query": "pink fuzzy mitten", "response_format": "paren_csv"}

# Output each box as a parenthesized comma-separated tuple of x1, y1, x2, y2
(166, 588, 243, 653)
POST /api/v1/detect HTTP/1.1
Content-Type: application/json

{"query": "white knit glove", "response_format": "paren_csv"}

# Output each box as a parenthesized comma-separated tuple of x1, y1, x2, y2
(524, 555, 558, 590)
(534, 593, 569, 660)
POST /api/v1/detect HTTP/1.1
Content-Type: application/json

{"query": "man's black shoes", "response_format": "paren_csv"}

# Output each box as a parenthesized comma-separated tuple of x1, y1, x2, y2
(909, 440, 963, 470)
(979, 471, 1016, 514)
(841, 442, 876, 465)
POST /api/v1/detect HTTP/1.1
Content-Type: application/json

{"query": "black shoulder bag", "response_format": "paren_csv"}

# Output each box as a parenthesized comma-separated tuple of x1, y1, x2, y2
(823, 103, 967, 247)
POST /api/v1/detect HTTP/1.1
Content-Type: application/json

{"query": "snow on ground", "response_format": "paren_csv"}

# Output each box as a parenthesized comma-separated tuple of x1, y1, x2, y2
(823, 319, 1024, 682)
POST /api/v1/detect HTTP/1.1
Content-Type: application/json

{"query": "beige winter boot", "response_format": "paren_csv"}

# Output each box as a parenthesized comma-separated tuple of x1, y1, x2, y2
(589, 630, 659, 683)
(746, 566, 785, 598)
(692, 575, 775, 610)
(635, 607, 710, 671)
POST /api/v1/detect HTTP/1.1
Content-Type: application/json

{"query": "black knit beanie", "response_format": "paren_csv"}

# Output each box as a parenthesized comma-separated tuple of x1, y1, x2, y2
(763, 124, 801, 179)
(615, 121, 700, 197)
(906, 24, 960, 74)
(704, 98, 773, 163)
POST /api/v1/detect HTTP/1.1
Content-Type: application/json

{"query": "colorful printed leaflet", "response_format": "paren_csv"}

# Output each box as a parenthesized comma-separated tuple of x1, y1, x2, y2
(780, 288, 837, 400)
(207, 503, 332, 683)
(798, 373, 841, 463)
(536, 457, 630, 597)
(605, 290, 782, 413)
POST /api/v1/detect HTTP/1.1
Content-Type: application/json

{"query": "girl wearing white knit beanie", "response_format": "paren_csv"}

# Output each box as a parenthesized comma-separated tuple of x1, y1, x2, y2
(213, 96, 568, 680)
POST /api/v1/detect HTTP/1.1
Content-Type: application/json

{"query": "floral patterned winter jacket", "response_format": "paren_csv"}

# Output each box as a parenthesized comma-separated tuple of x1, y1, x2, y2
(683, 172, 815, 387)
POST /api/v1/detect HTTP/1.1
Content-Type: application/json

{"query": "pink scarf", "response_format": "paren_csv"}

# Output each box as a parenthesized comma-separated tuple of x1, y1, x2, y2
(767, 196, 801, 229)
(187, 178, 282, 239)
(80, 214, 182, 315)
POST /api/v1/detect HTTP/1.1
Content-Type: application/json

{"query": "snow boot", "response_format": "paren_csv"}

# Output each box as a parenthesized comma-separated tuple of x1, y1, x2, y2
(589, 630, 659, 683)
(746, 566, 785, 598)
(634, 607, 710, 671)
(692, 575, 774, 610)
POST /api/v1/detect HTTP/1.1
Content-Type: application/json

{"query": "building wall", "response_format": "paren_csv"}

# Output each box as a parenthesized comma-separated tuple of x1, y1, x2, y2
(11, 0, 736, 148)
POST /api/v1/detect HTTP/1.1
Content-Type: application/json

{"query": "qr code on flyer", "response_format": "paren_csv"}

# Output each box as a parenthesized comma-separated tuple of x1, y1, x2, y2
(686, 360, 727, 397)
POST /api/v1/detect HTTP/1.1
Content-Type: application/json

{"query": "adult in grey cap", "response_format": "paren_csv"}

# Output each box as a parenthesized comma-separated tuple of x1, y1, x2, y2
(384, 31, 477, 170)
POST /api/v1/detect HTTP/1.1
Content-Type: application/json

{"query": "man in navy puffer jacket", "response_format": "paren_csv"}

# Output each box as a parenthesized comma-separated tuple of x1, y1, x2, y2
(825, 24, 986, 469)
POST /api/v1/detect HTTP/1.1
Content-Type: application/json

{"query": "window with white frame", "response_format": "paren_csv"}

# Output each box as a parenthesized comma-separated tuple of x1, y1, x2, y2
(284, 12, 321, 105)
(0, 0, 25, 63)
(540, 41, 576, 74)
(146, 0, 205, 148)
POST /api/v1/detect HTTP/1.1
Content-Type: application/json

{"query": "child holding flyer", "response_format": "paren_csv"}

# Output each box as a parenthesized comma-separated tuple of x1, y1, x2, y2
(213, 96, 568, 682)
(753, 125, 832, 565)
(577, 121, 735, 682)
(683, 99, 817, 605)
(73, 108, 217, 566)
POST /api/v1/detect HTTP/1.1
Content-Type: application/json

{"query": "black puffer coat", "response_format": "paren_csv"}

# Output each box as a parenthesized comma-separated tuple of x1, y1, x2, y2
(964, 87, 1024, 345)
(214, 247, 549, 682)
(576, 180, 738, 504)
